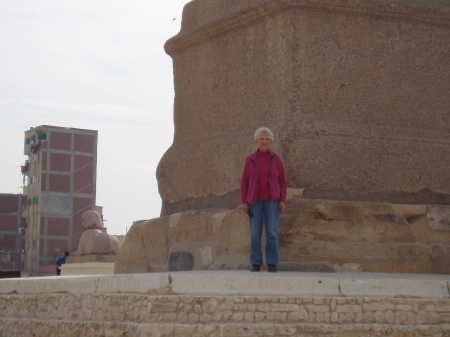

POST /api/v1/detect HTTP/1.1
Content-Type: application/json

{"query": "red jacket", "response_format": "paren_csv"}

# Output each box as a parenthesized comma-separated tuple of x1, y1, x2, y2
(240, 149, 287, 205)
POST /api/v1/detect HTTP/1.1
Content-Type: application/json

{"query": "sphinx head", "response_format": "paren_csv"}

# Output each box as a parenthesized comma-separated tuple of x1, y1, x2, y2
(81, 210, 103, 230)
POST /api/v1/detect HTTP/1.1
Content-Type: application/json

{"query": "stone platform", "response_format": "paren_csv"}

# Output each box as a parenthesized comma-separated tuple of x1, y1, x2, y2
(0, 271, 449, 336)
(62, 254, 116, 275)
(60, 262, 115, 275)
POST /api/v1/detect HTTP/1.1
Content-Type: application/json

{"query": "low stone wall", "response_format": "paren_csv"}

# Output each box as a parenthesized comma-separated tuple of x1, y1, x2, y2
(1, 294, 449, 336)
(0, 272, 449, 337)
(114, 199, 450, 275)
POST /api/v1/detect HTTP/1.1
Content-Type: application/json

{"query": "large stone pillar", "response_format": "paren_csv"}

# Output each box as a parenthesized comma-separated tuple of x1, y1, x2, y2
(157, 0, 449, 216)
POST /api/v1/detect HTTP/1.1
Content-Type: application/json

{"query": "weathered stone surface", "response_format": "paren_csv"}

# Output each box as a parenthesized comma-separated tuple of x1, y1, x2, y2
(278, 261, 335, 273)
(114, 218, 169, 274)
(157, 0, 450, 216)
(430, 245, 450, 274)
(115, 208, 247, 274)
(427, 205, 450, 231)
(115, 199, 450, 274)
(278, 199, 434, 273)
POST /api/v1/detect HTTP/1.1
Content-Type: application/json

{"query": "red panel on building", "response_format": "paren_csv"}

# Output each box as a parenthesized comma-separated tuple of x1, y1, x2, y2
(40, 217, 45, 235)
(47, 238, 70, 257)
(73, 197, 94, 215)
(74, 165, 94, 193)
(39, 217, 46, 235)
(74, 155, 94, 170)
(0, 234, 16, 250)
(41, 152, 47, 170)
(75, 185, 94, 194)
(71, 222, 83, 251)
(41, 173, 47, 192)
(0, 195, 20, 213)
(0, 216, 18, 231)
(49, 131, 71, 150)
(40, 238, 44, 256)
(50, 153, 71, 171)
(48, 174, 71, 193)
(47, 217, 70, 236)
(74, 134, 95, 153)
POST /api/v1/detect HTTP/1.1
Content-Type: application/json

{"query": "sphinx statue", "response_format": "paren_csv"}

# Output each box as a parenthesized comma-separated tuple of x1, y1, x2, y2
(74, 210, 120, 256)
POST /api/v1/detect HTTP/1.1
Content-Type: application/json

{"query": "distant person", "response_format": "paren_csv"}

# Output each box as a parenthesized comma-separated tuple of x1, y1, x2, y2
(55, 251, 70, 276)
(240, 127, 287, 273)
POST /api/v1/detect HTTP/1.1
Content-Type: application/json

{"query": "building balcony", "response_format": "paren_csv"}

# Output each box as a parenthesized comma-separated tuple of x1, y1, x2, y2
(21, 161, 29, 174)
(24, 143, 32, 155)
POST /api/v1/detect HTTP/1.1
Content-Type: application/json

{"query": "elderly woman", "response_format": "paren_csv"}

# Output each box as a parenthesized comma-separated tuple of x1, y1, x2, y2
(240, 127, 287, 272)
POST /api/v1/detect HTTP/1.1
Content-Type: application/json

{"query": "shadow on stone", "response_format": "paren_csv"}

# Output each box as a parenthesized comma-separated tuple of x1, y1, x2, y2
(169, 252, 194, 272)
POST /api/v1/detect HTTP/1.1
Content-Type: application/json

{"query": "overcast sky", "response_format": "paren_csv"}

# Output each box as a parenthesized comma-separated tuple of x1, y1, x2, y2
(0, 0, 191, 235)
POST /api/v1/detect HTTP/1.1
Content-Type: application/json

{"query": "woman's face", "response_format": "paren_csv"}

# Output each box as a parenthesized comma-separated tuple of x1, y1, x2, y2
(256, 132, 272, 152)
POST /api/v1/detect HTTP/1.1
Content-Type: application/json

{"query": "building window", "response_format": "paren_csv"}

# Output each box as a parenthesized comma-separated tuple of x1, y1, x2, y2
(37, 132, 47, 140)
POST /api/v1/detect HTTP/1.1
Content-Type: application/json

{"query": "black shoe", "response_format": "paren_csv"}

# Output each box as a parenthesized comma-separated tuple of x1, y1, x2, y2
(268, 264, 277, 273)
(250, 265, 260, 272)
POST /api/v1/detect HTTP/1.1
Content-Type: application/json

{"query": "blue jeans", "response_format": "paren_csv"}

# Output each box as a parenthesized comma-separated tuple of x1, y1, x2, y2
(248, 200, 280, 266)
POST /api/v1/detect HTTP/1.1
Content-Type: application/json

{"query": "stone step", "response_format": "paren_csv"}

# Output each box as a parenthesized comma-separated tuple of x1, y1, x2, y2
(1, 318, 449, 337)
(0, 271, 449, 337)
(2, 292, 449, 324)
(1, 271, 449, 298)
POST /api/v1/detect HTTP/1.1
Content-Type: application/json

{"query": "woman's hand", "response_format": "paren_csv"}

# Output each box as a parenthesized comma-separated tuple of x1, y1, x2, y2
(279, 200, 286, 213)
(242, 203, 249, 213)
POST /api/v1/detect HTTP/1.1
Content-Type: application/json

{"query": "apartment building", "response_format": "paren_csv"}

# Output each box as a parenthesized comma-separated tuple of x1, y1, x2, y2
(21, 125, 98, 276)
(0, 194, 27, 272)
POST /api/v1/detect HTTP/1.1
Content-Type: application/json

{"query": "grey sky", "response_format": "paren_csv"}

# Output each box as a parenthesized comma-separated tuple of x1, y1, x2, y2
(0, 0, 191, 234)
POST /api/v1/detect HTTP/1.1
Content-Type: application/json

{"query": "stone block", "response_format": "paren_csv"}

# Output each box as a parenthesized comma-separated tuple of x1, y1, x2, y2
(115, 198, 450, 274)
(170, 271, 341, 297)
(0, 273, 171, 295)
(114, 218, 169, 274)
(430, 245, 450, 274)
(278, 198, 439, 273)
(339, 273, 450, 299)
(158, 0, 450, 215)
(428, 206, 450, 231)
(195, 246, 214, 269)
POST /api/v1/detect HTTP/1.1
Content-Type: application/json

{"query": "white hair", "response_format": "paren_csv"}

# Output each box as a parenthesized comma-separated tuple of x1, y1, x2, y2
(254, 127, 274, 141)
